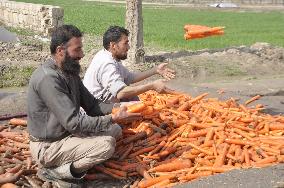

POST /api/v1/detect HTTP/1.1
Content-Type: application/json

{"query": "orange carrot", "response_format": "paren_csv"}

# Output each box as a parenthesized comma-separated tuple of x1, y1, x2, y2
(269, 123, 284, 130)
(123, 131, 147, 145)
(127, 103, 146, 113)
(213, 143, 229, 167)
(204, 128, 215, 144)
(245, 95, 261, 105)
(154, 146, 177, 158)
(136, 165, 152, 179)
(177, 102, 190, 111)
(255, 156, 277, 165)
(138, 175, 176, 188)
(9, 118, 27, 126)
(148, 140, 166, 156)
(197, 166, 236, 173)
(225, 138, 254, 146)
(148, 159, 192, 172)
(94, 165, 126, 179)
(178, 171, 212, 181)
(128, 146, 156, 158)
(187, 142, 213, 156)
(243, 148, 251, 166)
(119, 143, 134, 161)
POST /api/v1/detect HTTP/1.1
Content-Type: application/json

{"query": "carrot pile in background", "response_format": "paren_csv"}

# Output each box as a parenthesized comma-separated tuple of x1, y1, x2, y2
(184, 25, 225, 40)
(1, 91, 284, 187)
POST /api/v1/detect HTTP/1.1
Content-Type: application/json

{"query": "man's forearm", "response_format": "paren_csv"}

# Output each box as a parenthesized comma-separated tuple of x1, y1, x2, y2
(131, 67, 157, 83)
(116, 83, 153, 100)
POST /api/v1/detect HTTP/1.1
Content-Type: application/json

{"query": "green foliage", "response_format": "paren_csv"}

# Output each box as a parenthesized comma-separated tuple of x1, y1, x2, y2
(13, 0, 284, 51)
(0, 66, 35, 88)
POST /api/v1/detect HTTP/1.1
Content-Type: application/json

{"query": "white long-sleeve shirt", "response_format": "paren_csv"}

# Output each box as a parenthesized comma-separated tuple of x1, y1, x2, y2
(83, 49, 134, 102)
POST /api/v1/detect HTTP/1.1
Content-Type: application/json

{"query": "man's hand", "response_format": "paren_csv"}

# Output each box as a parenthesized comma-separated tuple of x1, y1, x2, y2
(156, 63, 175, 80)
(151, 79, 176, 94)
(111, 106, 142, 123)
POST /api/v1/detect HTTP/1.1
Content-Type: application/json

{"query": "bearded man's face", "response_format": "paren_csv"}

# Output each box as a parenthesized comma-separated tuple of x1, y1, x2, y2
(61, 50, 81, 76)
(61, 37, 84, 76)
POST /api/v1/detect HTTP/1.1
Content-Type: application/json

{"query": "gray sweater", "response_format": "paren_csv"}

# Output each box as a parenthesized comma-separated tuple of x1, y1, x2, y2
(27, 58, 114, 141)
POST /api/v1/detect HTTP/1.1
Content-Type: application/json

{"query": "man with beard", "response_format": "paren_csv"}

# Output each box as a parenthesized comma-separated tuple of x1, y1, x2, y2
(27, 25, 141, 187)
(83, 26, 176, 103)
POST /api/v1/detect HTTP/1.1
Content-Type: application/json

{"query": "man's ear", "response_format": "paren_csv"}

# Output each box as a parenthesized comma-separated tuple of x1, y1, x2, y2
(56, 45, 65, 57)
(109, 42, 116, 50)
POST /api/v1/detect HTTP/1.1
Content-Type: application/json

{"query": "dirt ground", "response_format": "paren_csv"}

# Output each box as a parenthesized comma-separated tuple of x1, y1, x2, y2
(0, 26, 284, 187)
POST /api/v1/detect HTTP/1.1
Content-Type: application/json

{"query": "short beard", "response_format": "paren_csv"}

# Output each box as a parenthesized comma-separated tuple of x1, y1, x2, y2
(61, 51, 81, 76)
(117, 54, 127, 60)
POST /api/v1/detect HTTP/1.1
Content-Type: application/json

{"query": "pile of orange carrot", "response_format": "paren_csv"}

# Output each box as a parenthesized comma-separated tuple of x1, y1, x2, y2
(184, 25, 225, 40)
(86, 91, 284, 188)
(2, 92, 284, 187)
(0, 119, 39, 187)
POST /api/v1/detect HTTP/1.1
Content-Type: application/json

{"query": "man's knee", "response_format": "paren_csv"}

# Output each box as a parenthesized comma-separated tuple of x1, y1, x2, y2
(101, 136, 116, 158)
(87, 136, 116, 160)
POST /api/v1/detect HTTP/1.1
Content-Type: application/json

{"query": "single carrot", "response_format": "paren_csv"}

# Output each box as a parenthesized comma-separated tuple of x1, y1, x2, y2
(128, 146, 156, 158)
(148, 159, 192, 172)
(178, 171, 212, 181)
(123, 131, 147, 145)
(177, 102, 190, 111)
(93, 165, 126, 179)
(243, 148, 251, 167)
(213, 143, 229, 167)
(255, 156, 277, 165)
(136, 165, 152, 179)
(197, 166, 236, 173)
(187, 142, 213, 156)
(138, 175, 176, 188)
(148, 140, 166, 156)
(149, 178, 172, 187)
(204, 128, 215, 144)
(127, 103, 146, 113)
(119, 143, 134, 161)
(104, 161, 123, 171)
(152, 146, 177, 159)
(9, 118, 27, 126)
(269, 123, 284, 130)
(245, 95, 261, 105)
(225, 138, 254, 146)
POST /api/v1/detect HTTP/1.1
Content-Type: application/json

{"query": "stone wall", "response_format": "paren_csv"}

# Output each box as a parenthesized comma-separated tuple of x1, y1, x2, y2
(0, 0, 63, 35)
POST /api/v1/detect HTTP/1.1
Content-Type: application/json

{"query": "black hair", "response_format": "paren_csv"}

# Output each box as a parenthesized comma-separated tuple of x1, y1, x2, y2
(50, 25, 83, 54)
(103, 26, 129, 50)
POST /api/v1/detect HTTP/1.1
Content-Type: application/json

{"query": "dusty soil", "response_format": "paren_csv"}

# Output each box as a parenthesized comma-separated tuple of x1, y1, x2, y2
(0, 26, 284, 187)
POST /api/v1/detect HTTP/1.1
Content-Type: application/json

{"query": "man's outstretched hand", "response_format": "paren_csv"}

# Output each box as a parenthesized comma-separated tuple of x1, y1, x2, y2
(152, 79, 177, 94)
(156, 63, 175, 80)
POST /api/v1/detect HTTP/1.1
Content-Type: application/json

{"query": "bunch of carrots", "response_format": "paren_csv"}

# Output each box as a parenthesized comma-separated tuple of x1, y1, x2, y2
(1, 91, 284, 188)
(0, 119, 40, 187)
(85, 90, 284, 188)
(184, 25, 225, 40)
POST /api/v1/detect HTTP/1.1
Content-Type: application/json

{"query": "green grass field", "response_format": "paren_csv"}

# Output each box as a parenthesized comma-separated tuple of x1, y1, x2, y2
(15, 0, 284, 50)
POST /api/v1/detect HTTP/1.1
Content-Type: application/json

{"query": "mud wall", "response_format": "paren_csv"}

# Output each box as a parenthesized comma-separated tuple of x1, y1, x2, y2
(0, 0, 63, 35)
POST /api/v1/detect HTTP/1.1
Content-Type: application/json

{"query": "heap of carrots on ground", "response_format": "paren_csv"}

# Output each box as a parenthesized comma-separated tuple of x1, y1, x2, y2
(0, 119, 39, 187)
(87, 91, 284, 188)
(184, 25, 225, 40)
(1, 91, 284, 188)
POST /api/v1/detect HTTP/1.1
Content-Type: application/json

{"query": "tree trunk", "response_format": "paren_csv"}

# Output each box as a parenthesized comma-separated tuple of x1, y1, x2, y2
(125, 0, 144, 64)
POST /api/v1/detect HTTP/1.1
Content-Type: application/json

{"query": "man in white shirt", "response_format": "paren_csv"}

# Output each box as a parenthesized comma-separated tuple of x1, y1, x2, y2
(83, 26, 175, 103)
